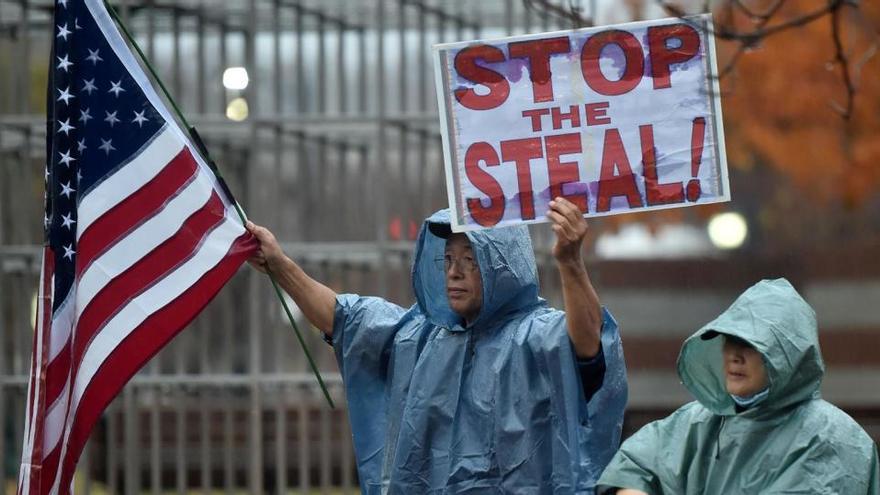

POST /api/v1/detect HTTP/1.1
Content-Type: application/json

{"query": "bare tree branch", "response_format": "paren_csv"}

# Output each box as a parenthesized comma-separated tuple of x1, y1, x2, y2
(829, 3, 854, 119)
(522, 0, 592, 29)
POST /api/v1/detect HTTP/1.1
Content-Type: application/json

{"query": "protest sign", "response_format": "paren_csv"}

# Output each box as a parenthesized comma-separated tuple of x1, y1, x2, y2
(433, 14, 729, 232)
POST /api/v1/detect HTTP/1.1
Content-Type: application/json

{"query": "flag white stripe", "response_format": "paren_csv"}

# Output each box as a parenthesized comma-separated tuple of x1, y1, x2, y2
(76, 169, 214, 312)
(41, 378, 70, 454)
(49, 211, 245, 495)
(76, 126, 182, 239)
(47, 294, 74, 363)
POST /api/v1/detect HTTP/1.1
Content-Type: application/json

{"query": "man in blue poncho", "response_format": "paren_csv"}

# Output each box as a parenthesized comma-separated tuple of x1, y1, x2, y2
(247, 198, 628, 494)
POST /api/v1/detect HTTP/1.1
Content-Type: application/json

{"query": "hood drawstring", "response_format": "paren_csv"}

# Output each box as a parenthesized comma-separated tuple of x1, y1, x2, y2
(715, 416, 726, 460)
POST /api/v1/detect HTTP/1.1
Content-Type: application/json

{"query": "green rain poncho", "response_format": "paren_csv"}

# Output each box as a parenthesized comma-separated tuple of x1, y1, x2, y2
(597, 278, 880, 494)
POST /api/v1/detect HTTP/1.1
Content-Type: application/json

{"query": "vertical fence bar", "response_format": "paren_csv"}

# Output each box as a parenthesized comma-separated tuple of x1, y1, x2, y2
(295, 4, 306, 113)
(107, 403, 119, 493)
(17, 0, 30, 115)
(337, 18, 347, 114)
(200, 388, 211, 495)
(399, 127, 409, 240)
(273, 122, 287, 495)
(297, 388, 309, 495)
(0, 257, 6, 495)
(198, 300, 211, 494)
(123, 387, 138, 495)
(315, 136, 327, 240)
(223, 392, 234, 495)
(146, 0, 155, 61)
(176, 387, 186, 493)
(417, 2, 427, 112)
(273, 0, 282, 117)
(172, 6, 182, 98)
(150, 385, 161, 495)
(357, 27, 366, 114)
(220, 9, 229, 115)
(320, 405, 330, 494)
(376, 0, 389, 297)
(341, 405, 354, 493)
(398, 0, 407, 114)
(197, 2, 207, 114)
(82, 437, 92, 494)
(338, 142, 350, 239)
(317, 11, 327, 115)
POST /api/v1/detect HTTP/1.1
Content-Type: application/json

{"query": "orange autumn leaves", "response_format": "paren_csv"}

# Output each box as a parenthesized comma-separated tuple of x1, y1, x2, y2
(718, 0, 880, 207)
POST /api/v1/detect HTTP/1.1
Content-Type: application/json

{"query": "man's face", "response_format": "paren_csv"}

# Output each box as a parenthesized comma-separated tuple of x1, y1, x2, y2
(722, 335, 768, 397)
(443, 233, 483, 324)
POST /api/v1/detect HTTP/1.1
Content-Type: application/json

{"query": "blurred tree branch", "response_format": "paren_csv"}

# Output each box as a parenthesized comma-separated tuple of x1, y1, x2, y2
(524, 0, 879, 120)
(660, 0, 877, 119)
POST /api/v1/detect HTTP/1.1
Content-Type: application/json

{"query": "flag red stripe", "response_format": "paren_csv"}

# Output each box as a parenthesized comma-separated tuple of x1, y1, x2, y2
(76, 148, 197, 276)
(43, 341, 70, 411)
(55, 232, 257, 494)
(70, 192, 226, 376)
(37, 441, 61, 492)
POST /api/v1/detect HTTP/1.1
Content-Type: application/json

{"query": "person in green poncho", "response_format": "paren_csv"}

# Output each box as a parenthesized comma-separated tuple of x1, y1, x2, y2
(597, 278, 880, 495)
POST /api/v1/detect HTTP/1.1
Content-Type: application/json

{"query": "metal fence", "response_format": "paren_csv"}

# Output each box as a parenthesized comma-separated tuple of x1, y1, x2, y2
(0, 1, 596, 493)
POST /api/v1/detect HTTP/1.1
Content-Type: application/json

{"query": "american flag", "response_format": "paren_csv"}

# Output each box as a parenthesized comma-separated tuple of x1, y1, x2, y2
(18, 1, 257, 494)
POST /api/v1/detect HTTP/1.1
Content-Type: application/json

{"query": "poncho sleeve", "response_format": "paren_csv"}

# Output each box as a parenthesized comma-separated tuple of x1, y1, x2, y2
(525, 307, 629, 491)
(332, 293, 407, 378)
(331, 293, 408, 486)
(595, 419, 665, 495)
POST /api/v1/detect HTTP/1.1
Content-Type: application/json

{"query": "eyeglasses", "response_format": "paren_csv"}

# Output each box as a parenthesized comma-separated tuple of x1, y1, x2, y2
(434, 254, 478, 273)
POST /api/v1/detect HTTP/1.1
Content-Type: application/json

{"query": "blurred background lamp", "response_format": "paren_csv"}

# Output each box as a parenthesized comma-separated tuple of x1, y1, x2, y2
(222, 67, 249, 90)
(226, 97, 249, 121)
(708, 212, 748, 250)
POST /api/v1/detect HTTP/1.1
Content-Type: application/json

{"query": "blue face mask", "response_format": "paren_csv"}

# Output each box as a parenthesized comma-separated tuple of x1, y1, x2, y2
(731, 387, 769, 408)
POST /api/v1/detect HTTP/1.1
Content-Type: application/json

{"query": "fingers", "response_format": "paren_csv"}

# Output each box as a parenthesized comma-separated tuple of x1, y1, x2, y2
(245, 220, 285, 272)
(246, 257, 268, 274)
(548, 197, 587, 239)
(547, 210, 579, 240)
(246, 221, 272, 241)
(549, 197, 582, 224)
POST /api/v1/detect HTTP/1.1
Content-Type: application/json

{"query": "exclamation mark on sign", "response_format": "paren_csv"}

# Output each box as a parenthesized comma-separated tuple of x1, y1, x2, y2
(686, 117, 706, 202)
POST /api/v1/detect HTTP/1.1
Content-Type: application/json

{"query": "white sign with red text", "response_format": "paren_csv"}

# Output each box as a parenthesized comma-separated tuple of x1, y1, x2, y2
(434, 15, 729, 232)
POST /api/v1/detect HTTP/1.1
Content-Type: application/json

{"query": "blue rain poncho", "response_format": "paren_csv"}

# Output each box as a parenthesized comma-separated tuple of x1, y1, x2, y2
(332, 209, 628, 494)
(597, 278, 880, 494)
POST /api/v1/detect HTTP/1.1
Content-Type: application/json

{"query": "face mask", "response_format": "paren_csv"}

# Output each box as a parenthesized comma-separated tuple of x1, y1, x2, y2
(730, 387, 769, 408)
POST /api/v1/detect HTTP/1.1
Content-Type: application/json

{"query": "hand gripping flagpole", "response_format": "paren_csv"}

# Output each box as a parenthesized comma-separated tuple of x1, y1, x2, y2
(103, 1, 335, 408)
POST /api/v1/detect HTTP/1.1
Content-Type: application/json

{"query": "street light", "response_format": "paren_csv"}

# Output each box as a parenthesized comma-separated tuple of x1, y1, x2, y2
(707, 212, 748, 250)
(222, 67, 249, 90)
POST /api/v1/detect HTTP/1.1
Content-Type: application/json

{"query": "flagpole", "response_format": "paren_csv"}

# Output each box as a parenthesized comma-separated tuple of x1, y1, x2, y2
(103, 1, 335, 409)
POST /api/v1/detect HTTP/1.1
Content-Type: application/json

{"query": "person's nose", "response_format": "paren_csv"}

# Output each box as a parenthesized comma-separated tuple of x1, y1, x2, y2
(446, 260, 464, 279)
(723, 347, 744, 364)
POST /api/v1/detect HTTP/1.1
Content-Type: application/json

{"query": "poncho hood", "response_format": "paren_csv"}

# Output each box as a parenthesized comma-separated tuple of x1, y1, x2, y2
(412, 209, 541, 329)
(677, 278, 824, 416)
